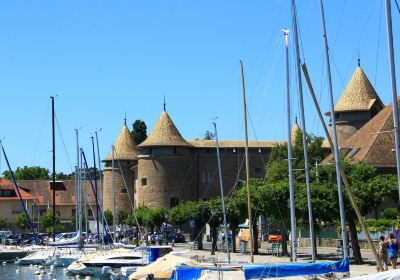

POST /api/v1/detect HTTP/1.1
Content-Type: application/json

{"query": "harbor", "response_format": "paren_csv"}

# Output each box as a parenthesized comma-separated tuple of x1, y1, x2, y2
(0, 0, 400, 279)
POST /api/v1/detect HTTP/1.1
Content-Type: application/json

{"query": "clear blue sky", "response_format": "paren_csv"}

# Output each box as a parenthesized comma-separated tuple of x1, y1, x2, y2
(0, 0, 399, 173)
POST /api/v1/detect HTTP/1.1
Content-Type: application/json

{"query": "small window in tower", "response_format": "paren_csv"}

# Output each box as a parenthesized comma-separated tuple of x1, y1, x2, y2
(170, 197, 179, 208)
(141, 178, 147, 187)
(201, 171, 212, 185)
(173, 147, 177, 154)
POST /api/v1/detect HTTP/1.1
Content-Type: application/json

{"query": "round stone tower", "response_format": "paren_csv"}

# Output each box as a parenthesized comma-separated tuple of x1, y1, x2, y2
(102, 125, 137, 213)
(136, 110, 197, 209)
(326, 66, 384, 146)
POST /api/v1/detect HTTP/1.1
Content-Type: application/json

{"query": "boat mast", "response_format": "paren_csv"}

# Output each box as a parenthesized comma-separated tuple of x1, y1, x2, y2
(95, 129, 105, 245)
(384, 0, 400, 203)
(283, 29, 297, 261)
(91, 137, 100, 237)
(290, 0, 315, 262)
(51, 96, 56, 242)
(213, 122, 231, 263)
(240, 60, 254, 263)
(319, 0, 348, 259)
(112, 145, 117, 243)
(75, 129, 82, 244)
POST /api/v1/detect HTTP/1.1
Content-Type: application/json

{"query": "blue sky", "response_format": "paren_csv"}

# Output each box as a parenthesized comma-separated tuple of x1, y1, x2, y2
(0, 0, 399, 173)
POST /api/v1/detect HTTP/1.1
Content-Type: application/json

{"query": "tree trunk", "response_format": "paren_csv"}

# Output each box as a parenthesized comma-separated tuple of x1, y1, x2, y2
(253, 222, 259, 255)
(211, 227, 218, 255)
(232, 226, 237, 253)
(280, 224, 289, 256)
(135, 225, 139, 246)
(349, 218, 363, 264)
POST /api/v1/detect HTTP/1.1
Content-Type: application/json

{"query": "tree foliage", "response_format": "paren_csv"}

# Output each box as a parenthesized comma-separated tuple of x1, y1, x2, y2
(15, 213, 29, 232)
(104, 210, 113, 226)
(3, 166, 49, 180)
(131, 120, 147, 145)
(0, 218, 7, 230)
(203, 131, 215, 140)
(40, 210, 63, 232)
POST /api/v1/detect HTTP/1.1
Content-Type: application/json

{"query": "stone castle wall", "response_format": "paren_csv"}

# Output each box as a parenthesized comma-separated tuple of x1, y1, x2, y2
(136, 152, 198, 208)
(103, 161, 135, 213)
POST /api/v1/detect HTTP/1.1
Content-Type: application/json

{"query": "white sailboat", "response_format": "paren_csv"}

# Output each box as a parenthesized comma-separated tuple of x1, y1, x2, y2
(67, 247, 147, 277)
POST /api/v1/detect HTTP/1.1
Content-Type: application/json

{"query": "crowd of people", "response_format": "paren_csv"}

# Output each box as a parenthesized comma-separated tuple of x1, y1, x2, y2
(378, 227, 400, 271)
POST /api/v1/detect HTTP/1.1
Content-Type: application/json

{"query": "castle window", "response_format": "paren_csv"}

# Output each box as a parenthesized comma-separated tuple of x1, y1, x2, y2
(173, 147, 177, 154)
(201, 171, 212, 185)
(141, 178, 147, 187)
(170, 197, 179, 208)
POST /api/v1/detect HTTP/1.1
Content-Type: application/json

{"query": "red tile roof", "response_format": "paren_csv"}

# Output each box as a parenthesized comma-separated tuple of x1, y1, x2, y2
(17, 180, 96, 206)
(323, 97, 400, 168)
(0, 178, 33, 200)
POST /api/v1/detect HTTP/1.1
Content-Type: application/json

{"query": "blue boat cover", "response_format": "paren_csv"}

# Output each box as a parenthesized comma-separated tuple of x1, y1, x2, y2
(243, 258, 349, 279)
(170, 266, 237, 280)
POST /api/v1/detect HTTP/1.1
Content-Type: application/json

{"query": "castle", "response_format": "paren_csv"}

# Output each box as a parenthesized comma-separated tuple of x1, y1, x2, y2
(101, 65, 399, 212)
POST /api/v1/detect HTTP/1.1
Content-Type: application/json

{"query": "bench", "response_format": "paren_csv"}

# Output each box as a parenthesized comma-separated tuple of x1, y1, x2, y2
(266, 243, 281, 256)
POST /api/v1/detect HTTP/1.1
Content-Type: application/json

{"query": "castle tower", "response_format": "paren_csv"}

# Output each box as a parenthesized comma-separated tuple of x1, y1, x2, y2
(136, 111, 197, 208)
(102, 125, 137, 213)
(291, 117, 300, 145)
(326, 66, 384, 145)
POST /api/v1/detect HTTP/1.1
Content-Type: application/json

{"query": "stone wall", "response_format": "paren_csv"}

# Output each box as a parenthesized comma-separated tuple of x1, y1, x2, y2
(136, 151, 198, 208)
(103, 161, 135, 212)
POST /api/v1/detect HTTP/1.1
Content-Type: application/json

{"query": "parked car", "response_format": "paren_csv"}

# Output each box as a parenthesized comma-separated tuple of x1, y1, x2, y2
(268, 231, 282, 243)
(5, 234, 22, 245)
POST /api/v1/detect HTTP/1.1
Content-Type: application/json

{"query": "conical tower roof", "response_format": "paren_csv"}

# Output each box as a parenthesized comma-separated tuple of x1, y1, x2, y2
(103, 125, 138, 161)
(333, 66, 383, 113)
(138, 111, 191, 148)
(291, 118, 300, 144)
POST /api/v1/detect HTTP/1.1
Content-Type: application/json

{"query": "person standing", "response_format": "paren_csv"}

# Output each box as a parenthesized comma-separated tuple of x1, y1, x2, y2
(378, 235, 388, 271)
(388, 233, 398, 269)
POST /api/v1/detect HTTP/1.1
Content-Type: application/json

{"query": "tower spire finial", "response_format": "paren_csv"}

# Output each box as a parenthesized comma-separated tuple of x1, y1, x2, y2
(163, 94, 166, 111)
(295, 116, 298, 124)
(124, 112, 127, 126)
(358, 50, 361, 67)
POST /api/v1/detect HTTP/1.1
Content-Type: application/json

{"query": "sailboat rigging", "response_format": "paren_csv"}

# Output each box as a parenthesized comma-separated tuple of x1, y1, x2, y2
(291, 0, 316, 262)
(240, 60, 255, 263)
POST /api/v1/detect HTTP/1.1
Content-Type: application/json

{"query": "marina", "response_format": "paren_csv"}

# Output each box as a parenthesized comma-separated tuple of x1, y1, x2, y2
(0, 0, 400, 279)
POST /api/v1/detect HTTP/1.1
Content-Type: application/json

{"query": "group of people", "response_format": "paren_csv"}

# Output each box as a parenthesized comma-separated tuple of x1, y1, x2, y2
(378, 227, 400, 270)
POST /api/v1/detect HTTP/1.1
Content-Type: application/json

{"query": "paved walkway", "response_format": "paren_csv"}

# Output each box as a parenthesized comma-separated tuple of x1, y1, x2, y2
(171, 242, 390, 277)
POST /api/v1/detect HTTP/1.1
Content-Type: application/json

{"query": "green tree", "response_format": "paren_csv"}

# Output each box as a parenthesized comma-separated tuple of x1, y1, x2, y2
(131, 120, 147, 145)
(225, 195, 247, 253)
(381, 208, 399, 220)
(15, 213, 28, 232)
(117, 210, 129, 225)
(40, 210, 63, 232)
(3, 166, 49, 180)
(316, 161, 397, 264)
(0, 218, 6, 230)
(203, 131, 215, 140)
(104, 210, 113, 227)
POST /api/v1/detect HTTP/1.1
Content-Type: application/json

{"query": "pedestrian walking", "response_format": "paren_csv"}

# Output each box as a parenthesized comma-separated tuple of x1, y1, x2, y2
(387, 233, 398, 269)
(378, 235, 388, 271)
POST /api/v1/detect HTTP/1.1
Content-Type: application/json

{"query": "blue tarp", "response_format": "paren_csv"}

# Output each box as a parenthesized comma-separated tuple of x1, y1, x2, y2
(170, 267, 237, 280)
(243, 258, 349, 279)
